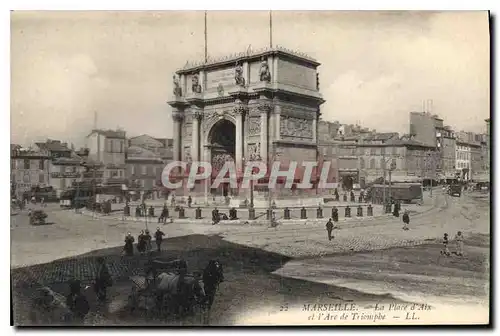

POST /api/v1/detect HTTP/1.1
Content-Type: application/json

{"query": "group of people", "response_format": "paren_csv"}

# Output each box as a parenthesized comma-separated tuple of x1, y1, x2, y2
(123, 227, 166, 256)
(54, 257, 112, 324)
(441, 231, 465, 257)
(324, 206, 412, 241)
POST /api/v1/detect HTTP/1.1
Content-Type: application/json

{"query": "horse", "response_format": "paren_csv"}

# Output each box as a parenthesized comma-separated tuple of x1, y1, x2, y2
(202, 260, 224, 310)
(154, 271, 206, 317)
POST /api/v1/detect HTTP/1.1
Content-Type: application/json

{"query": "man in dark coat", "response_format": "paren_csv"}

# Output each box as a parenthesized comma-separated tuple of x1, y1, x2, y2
(155, 227, 165, 252)
(332, 207, 339, 228)
(94, 257, 112, 302)
(212, 207, 219, 225)
(159, 205, 169, 223)
(187, 195, 192, 208)
(124, 232, 135, 256)
(326, 218, 334, 241)
(137, 230, 146, 254)
(65, 280, 90, 324)
(144, 230, 152, 252)
(402, 210, 410, 230)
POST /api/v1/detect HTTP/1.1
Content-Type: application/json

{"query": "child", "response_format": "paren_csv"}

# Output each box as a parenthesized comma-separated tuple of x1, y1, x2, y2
(454, 231, 464, 256)
(441, 233, 451, 256)
(402, 210, 410, 230)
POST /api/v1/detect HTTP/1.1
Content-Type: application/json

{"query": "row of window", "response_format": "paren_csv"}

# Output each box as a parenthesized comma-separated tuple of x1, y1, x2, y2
(320, 146, 402, 157)
(106, 139, 125, 153)
(456, 161, 470, 170)
(359, 158, 398, 170)
(456, 151, 471, 161)
(11, 159, 46, 170)
(130, 165, 163, 176)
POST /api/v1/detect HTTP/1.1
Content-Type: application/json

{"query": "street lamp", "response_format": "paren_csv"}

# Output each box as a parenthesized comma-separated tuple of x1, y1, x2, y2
(242, 156, 258, 209)
(426, 151, 438, 197)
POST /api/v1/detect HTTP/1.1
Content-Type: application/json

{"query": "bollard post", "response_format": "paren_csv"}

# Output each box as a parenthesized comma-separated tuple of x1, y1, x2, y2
(357, 205, 363, 217)
(248, 207, 255, 220)
(345, 206, 351, 218)
(385, 203, 392, 214)
(301, 207, 307, 219)
(179, 207, 185, 219)
(284, 207, 290, 220)
(195, 207, 202, 219)
(267, 209, 272, 220)
(367, 204, 373, 216)
(317, 206, 323, 219)
(343, 194, 348, 202)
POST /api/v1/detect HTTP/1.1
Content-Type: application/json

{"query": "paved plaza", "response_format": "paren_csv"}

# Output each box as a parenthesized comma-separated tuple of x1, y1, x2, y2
(10, 189, 490, 325)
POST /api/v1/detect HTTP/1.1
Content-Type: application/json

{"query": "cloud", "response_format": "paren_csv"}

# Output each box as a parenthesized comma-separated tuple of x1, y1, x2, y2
(10, 11, 490, 147)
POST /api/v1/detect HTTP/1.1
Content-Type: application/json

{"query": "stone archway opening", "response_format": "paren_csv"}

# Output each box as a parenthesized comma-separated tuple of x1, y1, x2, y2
(208, 119, 236, 197)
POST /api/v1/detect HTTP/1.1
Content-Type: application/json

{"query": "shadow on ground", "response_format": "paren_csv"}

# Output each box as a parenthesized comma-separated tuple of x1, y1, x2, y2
(11, 234, 403, 326)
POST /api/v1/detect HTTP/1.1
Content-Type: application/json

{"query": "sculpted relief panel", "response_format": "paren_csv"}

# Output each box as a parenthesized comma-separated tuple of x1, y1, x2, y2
(247, 143, 261, 161)
(280, 116, 313, 139)
(247, 117, 261, 136)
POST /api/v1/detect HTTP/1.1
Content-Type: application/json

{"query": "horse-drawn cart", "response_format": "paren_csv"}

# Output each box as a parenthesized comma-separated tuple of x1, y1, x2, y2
(126, 258, 223, 323)
(30, 210, 48, 225)
(126, 259, 206, 318)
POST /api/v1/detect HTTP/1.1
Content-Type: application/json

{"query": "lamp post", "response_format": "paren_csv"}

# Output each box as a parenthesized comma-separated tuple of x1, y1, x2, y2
(426, 151, 438, 197)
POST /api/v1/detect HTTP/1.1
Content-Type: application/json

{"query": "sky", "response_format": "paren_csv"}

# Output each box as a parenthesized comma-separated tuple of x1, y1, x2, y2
(10, 11, 490, 148)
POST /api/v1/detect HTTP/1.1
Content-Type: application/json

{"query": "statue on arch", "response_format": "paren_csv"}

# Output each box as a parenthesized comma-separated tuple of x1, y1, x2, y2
(192, 73, 202, 94)
(316, 73, 320, 91)
(173, 75, 182, 97)
(234, 62, 245, 87)
(259, 58, 271, 83)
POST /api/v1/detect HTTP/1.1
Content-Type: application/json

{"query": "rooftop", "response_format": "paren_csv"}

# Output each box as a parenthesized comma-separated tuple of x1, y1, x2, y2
(88, 129, 127, 139)
(35, 140, 71, 152)
(177, 46, 320, 74)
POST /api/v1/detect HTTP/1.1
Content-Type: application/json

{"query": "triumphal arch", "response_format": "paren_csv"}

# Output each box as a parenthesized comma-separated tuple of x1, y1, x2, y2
(167, 47, 325, 206)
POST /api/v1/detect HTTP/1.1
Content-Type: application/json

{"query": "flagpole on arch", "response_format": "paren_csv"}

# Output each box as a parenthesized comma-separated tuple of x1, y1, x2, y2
(204, 10, 208, 63)
(269, 10, 273, 48)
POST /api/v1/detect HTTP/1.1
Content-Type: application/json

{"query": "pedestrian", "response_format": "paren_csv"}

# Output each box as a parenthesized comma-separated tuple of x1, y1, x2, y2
(402, 210, 410, 230)
(94, 257, 112, 303)
(124, 232, 135, 256)
(65, 279, 90, 325)
(212, 207, 219, 225)
(187, 195, 192, 208)
(155, 227, 165, 252)
(326, 218, 334, 241)
(144, 229, 152, 253)
(331, 207, 339, 228)
(137, 230, 146, 254)
(441, 233, 451, 256)
(393, 203, 400, 217)
(454, 231, 464, 256)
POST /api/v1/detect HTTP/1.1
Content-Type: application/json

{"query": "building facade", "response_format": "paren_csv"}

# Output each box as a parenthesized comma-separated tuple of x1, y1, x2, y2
(125, 145, 165, 199)
(358, 137, 437, 185)
(455, 131, 483, 182)
(34, 140, 85, 196)
(86, 129, 127, 185)
(436, 126, 457, 182)
(10, 146, 50, 199)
